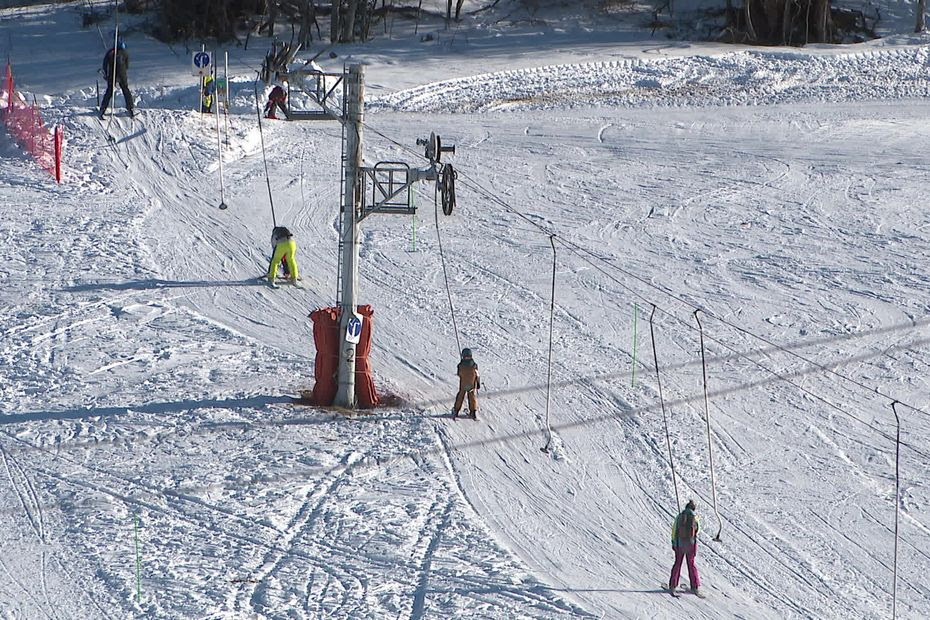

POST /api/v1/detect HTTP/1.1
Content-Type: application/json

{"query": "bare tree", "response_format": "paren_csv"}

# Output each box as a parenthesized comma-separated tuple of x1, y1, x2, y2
(158, 0, 257, 41)
(341, 0, 360, 41)
(258, 0, 320, 45)
(917, 0, 926, 33)
(728, 0, 834, 45)
(330, 0, 380, 43)
(443, 0, 465, 25)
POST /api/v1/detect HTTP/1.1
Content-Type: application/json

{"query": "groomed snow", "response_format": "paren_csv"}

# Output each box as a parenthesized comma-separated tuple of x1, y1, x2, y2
(0, 1, 928, 618)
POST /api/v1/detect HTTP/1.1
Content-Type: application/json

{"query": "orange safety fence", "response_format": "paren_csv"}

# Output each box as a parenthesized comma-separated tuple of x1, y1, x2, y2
(308, 305, 380, 408)
(1, 63, 62, 182)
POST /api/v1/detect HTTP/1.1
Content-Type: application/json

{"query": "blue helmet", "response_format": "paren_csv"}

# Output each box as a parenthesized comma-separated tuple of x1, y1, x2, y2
(109, 31, 126, 50)
(461, 348, 472, 359)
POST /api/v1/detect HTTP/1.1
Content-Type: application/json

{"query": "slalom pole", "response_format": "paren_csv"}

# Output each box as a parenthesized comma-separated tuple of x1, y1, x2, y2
(890, 401, 901, 620)
(223, 51, 230, 145)
(649, 304, 680, 511)
(541, 234, 557, 454)
(214, 63, 227, 210)
(694, 310, 723, 541)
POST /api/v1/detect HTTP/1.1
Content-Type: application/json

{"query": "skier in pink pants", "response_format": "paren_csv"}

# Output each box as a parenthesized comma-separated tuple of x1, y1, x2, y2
(668, 499, 703, 597)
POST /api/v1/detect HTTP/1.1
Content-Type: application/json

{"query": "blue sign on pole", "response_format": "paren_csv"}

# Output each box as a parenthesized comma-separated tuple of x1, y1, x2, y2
(345, 315, 363, 344)
(191, 51, 212, 76)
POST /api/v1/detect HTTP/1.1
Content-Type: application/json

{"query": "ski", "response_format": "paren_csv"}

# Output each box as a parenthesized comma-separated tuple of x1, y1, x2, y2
(259, 275, 305, 289)
(661, 584, 680, 598)
(258, 274, 302, 287)
(679, 586, 706, 598)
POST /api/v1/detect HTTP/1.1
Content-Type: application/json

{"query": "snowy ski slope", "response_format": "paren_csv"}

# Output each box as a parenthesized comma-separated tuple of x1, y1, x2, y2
(0, 1, 928, 618)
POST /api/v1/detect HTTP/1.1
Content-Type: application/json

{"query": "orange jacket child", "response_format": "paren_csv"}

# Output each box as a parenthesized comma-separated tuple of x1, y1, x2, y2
(452, 348, 480, 420)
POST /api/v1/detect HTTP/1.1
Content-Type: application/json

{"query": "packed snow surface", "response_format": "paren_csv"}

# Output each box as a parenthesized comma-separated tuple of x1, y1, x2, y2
(0, 1, 928, 618)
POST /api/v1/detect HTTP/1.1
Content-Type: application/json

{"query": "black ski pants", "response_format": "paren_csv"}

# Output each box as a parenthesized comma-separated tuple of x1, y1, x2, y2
(101, 72, 134, 115)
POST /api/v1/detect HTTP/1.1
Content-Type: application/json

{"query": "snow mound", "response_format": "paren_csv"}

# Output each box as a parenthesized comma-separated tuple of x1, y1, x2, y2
(370, 48, 930, 112)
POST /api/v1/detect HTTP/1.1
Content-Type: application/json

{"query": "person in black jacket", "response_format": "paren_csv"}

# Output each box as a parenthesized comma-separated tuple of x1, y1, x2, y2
(99, 38, 134, 119)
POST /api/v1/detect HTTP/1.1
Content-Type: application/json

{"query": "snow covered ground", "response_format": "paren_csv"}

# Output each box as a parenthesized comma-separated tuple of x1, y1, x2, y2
(1, 0, 929, 618)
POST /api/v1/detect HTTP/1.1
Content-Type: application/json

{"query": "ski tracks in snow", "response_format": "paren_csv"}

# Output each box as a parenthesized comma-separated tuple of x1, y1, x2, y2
(0, 442, 55, 619)
(239, 450, 368, 617)
(0, 433, 118, 619)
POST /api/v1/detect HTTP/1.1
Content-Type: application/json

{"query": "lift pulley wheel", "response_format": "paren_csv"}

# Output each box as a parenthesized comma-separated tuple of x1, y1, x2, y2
(440, 163, 457, 216)
(417, 132, 457, 164)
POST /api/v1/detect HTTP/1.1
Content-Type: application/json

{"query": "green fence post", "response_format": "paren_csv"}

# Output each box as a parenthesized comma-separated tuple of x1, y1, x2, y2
(134, 513, 142, 604)
(631, 303, 638, 387)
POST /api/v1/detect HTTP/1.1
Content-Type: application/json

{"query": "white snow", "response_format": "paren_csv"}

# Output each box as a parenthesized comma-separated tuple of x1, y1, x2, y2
(0, 0, 928, 618)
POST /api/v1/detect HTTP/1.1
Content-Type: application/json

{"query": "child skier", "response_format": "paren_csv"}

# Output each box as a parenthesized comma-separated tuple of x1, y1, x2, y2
(264, 84, 288, 119)
(201, 74, 216, 113)
(668, 499, 703, 598)
(267, 226, 299, 285)
(452, 348, 480, 419)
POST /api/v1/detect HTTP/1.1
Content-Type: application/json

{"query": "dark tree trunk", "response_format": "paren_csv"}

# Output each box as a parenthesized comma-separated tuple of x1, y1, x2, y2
(331, 0, 341, 42)
(739, 0, 834, 45)
(342, 0, 360, 41)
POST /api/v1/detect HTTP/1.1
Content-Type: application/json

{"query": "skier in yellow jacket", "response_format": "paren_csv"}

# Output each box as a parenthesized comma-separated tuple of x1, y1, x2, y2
(452, 348, 480, 419)
(267, 226, 299, 285)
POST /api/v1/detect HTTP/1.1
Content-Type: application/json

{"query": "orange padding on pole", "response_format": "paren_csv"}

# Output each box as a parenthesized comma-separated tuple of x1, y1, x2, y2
(308, 305, 380, 408)
(309, 307, 340, 406)
(354, 305, 380, 408)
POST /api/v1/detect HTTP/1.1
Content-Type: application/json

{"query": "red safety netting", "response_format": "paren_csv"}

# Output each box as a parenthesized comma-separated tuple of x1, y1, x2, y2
(1, 63, 62, 182)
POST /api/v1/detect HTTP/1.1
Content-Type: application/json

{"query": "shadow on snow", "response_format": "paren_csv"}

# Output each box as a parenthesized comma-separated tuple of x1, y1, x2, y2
(62, 277, 267, 291)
